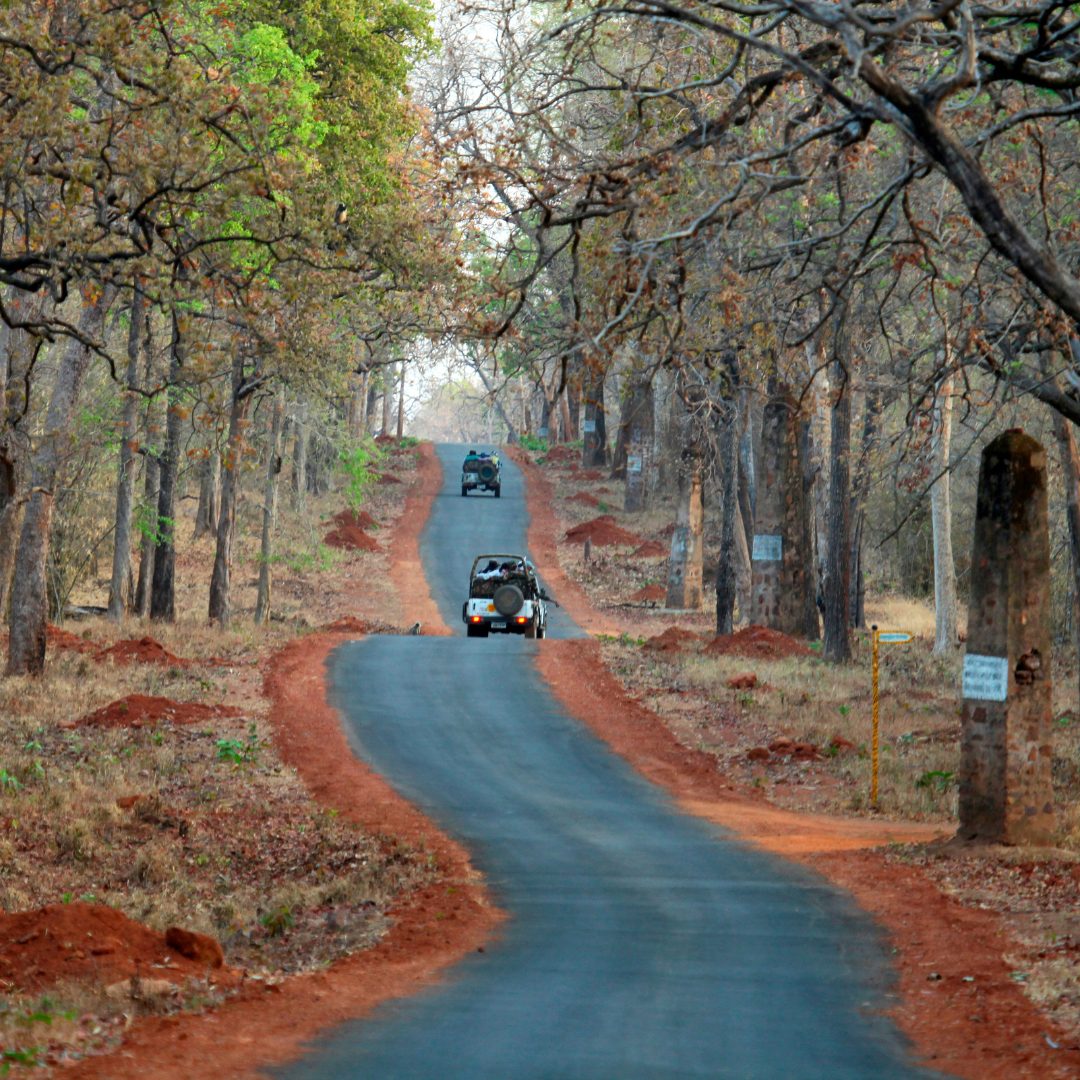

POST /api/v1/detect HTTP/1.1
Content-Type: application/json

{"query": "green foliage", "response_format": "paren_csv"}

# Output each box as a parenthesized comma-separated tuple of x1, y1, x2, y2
(216, 724, 261, 765)
(341, 437, 384, 512)
(519, 433, 548, 452)
(0, 769, 21, 794)
(915, 769, 955, 793)
(260, 904, 295, 936)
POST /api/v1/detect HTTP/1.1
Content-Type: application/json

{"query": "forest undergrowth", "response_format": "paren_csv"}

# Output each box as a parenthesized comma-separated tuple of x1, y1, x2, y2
(0, 443, 432, 1069)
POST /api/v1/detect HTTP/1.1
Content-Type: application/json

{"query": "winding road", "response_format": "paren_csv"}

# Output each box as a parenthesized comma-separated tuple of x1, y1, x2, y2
(282, 445, 936, 1079)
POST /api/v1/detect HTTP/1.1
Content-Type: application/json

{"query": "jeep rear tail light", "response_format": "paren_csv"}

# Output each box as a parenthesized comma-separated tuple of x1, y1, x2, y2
(470, 616, 483, 623)
(516, 616, 528, 624)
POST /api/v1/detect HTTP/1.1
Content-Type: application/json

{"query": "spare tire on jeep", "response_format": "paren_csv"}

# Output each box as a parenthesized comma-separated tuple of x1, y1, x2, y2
(478, 461, 498, 484)
(493, 584, 525, 616)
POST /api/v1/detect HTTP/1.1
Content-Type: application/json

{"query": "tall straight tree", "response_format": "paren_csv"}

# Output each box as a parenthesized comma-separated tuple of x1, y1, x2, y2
(822, 316, 853, 663)
(209, 352, 258, 626)
(930, 367, 958, 654)
(7, 289, 111, 675)
(255, 389, 286, 624)
(150, 307, 186, 622)
(107, 285, 147, 621)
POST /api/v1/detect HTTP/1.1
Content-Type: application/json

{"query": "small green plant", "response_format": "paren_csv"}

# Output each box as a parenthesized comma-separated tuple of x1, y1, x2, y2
(216, 724, 261, 765)
(398, 436, 420, 449)
(0, 769, 21, 793)
(259, 905, 294, 937)
(519, 433, 548, 452)
(340, 438, 383, 512)
(915, 770, 955, 794)
(837, 704, 850, 717)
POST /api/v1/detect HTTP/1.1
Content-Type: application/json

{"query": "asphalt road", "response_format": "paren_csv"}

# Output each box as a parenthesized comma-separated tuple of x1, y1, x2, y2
(282, 445, 935, 1079)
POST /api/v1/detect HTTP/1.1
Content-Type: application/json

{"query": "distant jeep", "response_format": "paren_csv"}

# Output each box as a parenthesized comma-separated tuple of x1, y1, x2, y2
(462, 554, 554, 638)
(461, 449, 501, 497)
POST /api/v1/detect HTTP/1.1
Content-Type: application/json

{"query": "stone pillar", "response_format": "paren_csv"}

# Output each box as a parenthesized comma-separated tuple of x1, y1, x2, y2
(749, 386, 810, 634)
(959, 429, 1054, 844)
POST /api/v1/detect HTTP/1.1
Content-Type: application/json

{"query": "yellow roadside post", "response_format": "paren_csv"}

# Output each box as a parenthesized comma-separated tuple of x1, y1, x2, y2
(871, 625, 880, 806)
(870, 626, 913, 808)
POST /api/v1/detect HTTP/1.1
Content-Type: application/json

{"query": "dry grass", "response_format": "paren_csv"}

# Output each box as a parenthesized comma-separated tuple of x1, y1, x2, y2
(0, 444, 435, 1068)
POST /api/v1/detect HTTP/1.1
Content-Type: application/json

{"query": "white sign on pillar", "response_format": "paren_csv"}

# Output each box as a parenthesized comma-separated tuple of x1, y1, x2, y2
(751, 534, 783, 562)
(583, 419, 596, 433)
(962, 654, 1010, 702)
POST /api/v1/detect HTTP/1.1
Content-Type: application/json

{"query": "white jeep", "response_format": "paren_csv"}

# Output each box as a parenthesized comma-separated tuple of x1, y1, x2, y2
(462, 554, 553, 638)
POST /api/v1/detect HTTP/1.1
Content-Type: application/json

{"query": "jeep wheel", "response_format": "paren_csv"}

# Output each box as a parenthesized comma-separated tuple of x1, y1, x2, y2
(493, 584, 525, 617)
(536, 623, 546, 639)
(493, 485, 501, 498)
(524, 621, 537, 639)
(461, 485, 468, 496)
(478, 462, 497, 484)
(466, 623, 488, 638)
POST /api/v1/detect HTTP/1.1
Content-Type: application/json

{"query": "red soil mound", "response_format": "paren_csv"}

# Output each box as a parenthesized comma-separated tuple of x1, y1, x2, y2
(377, 473, 402, 485)
(568, 492, 599, 507)
(705, 625, 813, 660)
(564, 515, 642, 547)
(98, 637, 186, 666)
(74, 694, 242, 730)
(0, 903, 235, 994)
(632, 541, 668, 558)
(47, 625, 98, 654)
(643, 626, 702, 653)
(332, 508, 379, 531)
(630, 584, 666, 603)
(542, 446, 577, 464)
(323, 523, 380, 551)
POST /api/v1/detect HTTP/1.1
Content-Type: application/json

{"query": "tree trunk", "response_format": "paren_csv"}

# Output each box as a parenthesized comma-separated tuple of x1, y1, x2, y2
(291, 404, 307, 510)
(666, 379, 705, 609)
(615, 378, 654, 510)
(582, 366, 608, 468)
(150, 308, 186, 622)
(930, 372, 958, 654)
(0, 292, 43, 619)
(193, 450, 220, 539)
(823, 354, 853, 663)
(209, 355, 253, 627)
(396, 361, 405, 440)
(135, 451, 159, 617)
(715, 402, 740, 633)
(380, 370, 393, 435)
(255, 391, 285, 624)
(107, 286, 146, 621)
(7, 291, 111, 675)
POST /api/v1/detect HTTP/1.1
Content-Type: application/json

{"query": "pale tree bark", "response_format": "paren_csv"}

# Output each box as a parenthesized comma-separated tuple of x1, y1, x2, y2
(380, 369, 393, 435)
(930, 370, 957, 653)
(107, 286, 146, 621)
(849, 390, 883, 629)
(255, 391, 285, 625)
(150, 307, 186, 622)
(7, 289, 111, 675)
(396, 361, 405, 440)
(823, 332, 853, 663)
(209, 354, 255, 627)
(666, 378, 705, 610)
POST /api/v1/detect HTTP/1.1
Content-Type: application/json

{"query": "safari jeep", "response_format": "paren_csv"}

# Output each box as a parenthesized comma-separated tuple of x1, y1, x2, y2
(461, 450, 501, 497)
(462, 554, 552, 638)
